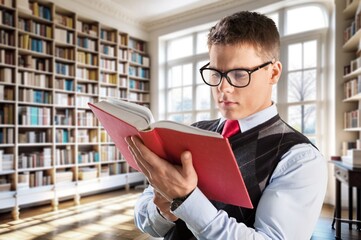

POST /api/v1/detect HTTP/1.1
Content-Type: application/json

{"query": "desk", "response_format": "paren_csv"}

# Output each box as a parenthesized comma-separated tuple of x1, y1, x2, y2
(331, 161, 361, 239)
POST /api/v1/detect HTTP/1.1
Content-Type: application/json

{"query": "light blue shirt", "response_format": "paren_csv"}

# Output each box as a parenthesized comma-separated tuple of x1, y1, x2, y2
(134, 104, 328, 240)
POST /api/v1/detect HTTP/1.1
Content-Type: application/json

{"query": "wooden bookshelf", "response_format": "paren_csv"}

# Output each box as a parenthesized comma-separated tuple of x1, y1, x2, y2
(339, 0, 361, 157)
(0, 0, 149, 219)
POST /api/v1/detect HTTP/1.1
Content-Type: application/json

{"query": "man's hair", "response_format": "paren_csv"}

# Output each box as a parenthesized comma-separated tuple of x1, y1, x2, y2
(208, 11, 280, 60)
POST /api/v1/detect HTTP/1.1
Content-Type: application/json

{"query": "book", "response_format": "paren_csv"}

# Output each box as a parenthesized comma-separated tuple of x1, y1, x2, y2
(88, 98, 252, 208)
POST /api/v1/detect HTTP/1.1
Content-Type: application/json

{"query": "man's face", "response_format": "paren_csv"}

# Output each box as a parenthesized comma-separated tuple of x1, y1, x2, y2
(208, 44, 281, 120)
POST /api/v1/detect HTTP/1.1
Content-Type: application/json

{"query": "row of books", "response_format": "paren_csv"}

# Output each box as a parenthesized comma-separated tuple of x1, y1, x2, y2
(129, 79, 149, 91)
(100, 44, 115, 57)
(0, 127, 13, 144)
(77, 51, 98, 65)
(76, 82, 98, 94)
(56, 147, 73, 166)
(77, 150, 99, 164)
(19, 35, 52, 54)
(18, 171, 52, 189)
(100, 130, 112, 142)
(77, 95, 96, 108)
(343, 9, 361, 44)
(0, 49, 14, 65)
(76, 68, 97, 80)
(55, 62, 75, 76)
(128, 92, 150, 102)
(18, 148, 51, 169)
(19, 88, 52, 104)
(0, 29, 15, 46)
(17, 71, 51, 88)
(0, 150, 13, 171)
(100, 145, 118, 162)
(18, 17, 52, 38)
(18, 129, 52, 143)
(77, 110, 97, 126)
(30, 2, 52, 21)
(0, 84, 14, 100)
(54, 12, 73, 29)
(0, 104, 13, 124)
(18, 55, 52, 72)
(99, 86, 117, 98)
(344, 108, 361, 129)
(0, 67, 12, 83)
(100, 72, 117, 84)
(129, 66, 150, 79)
(54, 109, 73, 126)
(77, 129, 97, 143)
(76, 21, 97, 37)
(54, 78, 73, 91)
(77, 37, 97, 51)
(18, 106, 51, 125)
(54, 92, 74, 106)
(55, 46, 74, 61)
(100, 59, 116, 71)
(100, 30, 116, 43)
(129, 52, 150, 67)
(55, 129, 74, 143)
(0, 9, 14, 27)
(54, 28, 73, 44)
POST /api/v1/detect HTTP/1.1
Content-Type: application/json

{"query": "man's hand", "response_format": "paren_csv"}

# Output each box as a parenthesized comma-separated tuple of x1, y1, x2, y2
(126, 136, 198, 201)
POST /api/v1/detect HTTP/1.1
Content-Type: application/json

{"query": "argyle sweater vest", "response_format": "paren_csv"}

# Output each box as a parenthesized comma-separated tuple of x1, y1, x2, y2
(164, 115, 315, 240)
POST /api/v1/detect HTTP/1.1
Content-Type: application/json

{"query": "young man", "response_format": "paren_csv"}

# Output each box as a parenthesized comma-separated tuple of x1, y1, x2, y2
(127, 11, 327, 239)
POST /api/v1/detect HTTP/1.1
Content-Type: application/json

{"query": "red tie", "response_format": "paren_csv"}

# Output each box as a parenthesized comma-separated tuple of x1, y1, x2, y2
(222, 120, 240, 138)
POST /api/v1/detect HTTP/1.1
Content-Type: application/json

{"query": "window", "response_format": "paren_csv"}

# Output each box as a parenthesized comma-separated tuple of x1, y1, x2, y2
(162, 31, 213, 125)
(160, 4, 329, 148)
(269, 4, 328, 147)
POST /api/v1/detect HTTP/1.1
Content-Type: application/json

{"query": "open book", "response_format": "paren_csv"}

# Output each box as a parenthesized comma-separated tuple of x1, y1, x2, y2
(88, 98, 252, 208)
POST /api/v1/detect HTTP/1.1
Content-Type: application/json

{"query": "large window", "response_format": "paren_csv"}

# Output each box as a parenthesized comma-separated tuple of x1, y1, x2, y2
(162, 30, 214, 125)
(160, 3, 329, 147)
(269, 4, 328, 147)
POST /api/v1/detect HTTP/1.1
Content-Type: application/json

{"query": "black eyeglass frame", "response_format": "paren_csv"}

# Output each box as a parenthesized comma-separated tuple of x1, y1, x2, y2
(199, 60, 274, 88)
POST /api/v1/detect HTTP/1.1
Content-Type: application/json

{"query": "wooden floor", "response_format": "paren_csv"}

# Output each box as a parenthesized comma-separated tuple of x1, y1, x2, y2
(0, 188, 360, 240)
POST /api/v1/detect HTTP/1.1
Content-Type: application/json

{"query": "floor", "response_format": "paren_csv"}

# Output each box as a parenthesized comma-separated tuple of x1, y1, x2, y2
(0, 188, 360, 240)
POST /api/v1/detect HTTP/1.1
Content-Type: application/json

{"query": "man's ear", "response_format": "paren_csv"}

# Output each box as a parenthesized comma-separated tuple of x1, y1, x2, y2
(270, 61, 282, 85)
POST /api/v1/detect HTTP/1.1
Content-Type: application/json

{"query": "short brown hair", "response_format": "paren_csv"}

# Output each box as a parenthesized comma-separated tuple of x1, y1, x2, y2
(208, 11, 280, 60)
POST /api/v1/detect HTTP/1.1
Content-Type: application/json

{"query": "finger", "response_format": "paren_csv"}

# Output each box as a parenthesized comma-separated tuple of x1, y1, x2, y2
(127, 137, 154, 172)
(180, 151, 194, 178)
(128, 145, 150, 177)
(131, 136, 165, 168)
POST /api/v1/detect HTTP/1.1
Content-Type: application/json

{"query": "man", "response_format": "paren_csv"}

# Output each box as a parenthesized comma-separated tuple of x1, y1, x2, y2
(127, 11, 327, 239)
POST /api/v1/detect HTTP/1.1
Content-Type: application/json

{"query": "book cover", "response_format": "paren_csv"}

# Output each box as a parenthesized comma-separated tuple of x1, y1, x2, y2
(88, 99, 252, 208)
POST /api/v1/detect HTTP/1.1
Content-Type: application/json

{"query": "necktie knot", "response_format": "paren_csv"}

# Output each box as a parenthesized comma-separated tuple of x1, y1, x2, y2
(222, 120, 240, 138)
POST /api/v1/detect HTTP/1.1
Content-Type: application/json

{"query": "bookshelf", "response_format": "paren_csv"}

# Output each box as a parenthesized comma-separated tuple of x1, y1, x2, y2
(0, 0, 149, 219)
(339, 0, 361, 161)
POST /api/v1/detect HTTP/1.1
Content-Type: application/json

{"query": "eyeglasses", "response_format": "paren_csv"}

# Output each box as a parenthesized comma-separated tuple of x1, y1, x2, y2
(199, 61, 274, 88)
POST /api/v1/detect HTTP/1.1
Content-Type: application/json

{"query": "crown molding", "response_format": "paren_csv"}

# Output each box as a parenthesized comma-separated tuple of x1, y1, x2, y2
(71, 0, 254, 31)
(144, 0, 248, 30)
(72, 0, 145, 30)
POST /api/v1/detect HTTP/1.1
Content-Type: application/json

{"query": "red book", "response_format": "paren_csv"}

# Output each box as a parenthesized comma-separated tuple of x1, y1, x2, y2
(89, 99, 252, 208)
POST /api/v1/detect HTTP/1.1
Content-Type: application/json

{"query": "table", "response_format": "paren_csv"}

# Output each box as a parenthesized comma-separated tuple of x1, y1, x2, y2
(331, 161, 361, 239)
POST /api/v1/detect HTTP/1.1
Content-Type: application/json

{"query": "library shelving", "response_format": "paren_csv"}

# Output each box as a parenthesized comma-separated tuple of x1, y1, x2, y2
(0, 0, 149, 219)
(338, 0, 361, 157)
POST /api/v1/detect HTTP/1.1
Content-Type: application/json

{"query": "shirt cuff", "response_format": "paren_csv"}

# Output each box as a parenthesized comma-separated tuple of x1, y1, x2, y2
(172, 187, 218, 233)
(147, 200, 175, 236)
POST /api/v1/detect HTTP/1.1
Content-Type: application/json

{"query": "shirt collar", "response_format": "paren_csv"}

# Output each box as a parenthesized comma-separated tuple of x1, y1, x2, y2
(217, 103, 278, 133)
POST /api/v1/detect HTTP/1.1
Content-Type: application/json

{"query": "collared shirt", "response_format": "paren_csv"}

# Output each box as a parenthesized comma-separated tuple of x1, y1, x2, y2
(134, 103, 328, 240)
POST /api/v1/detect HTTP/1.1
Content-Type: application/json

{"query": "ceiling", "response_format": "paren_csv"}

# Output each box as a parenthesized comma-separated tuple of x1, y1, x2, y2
(72, 0, 253, 30)
(109, 0, 223, 23)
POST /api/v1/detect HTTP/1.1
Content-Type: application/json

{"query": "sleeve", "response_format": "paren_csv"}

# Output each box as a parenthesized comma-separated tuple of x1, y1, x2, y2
(172, 143, 328, 240)
(134, 185, 175, 237)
